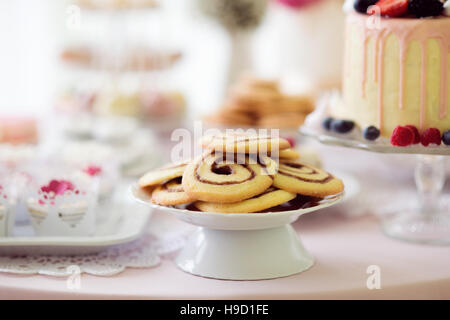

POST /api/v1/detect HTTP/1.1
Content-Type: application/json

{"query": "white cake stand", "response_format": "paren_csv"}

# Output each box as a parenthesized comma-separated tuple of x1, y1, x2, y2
(301, 126, 450, 245)
(131, 184, 343, 280)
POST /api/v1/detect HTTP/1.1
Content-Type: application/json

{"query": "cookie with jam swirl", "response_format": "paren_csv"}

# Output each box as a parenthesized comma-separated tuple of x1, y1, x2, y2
(200, 132, 290, 154)
(273, 161, 344, 197)
(151, 178, 195, 206)
(277, 148, 300, 160)
(194, 188, 296, 213)
(138, 161, 187, 188)
(182, 152, 276, 203)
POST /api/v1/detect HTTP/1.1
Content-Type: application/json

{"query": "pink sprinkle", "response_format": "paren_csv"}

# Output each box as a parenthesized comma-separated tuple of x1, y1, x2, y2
(84, 165, 102, 176)
(38, 199, 45, 205)
(276, 0, 320, 9)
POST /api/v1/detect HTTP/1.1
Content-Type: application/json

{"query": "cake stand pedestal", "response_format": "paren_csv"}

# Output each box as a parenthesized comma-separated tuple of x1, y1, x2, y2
(301, 127, 450, 245)
(131, 184, 343, 280)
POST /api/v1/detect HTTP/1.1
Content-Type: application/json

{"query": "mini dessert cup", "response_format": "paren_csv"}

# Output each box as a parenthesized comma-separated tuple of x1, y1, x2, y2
(24, 163, 99, 237)
(76, 162, 119, 201)
(0, 164, 19, 237)
(59, 142, 120, 200)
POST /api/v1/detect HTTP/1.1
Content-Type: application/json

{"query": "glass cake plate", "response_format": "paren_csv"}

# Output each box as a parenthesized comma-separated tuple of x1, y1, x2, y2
(301, 97, 450, 245)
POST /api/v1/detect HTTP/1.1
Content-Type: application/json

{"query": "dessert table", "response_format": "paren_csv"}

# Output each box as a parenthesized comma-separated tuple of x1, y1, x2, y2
(1, 145, 450, 300)
(1, 208, 450, 300)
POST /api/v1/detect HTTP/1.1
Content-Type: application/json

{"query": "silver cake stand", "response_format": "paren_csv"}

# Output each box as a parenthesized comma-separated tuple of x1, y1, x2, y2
(301, 126, 450, 245)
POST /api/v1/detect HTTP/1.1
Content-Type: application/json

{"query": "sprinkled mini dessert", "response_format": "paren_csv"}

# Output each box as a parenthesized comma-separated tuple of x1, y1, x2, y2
(25, 177, 97, 236)
(137, 132, 344, 213)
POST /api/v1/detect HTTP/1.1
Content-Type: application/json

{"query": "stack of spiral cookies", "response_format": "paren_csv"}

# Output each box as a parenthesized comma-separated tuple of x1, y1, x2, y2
(138, 133, 344, 213)
(203, 76, 315, 129)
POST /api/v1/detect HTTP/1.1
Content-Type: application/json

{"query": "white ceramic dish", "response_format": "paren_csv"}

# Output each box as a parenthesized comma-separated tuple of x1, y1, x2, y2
(0, 200, 151, 256)
(131, 184, 343, 280)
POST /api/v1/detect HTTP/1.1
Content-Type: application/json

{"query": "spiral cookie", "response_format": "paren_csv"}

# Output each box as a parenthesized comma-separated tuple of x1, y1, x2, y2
(182, 152, 276, 203)
(138, 161, 187, 188)
(275, 148, 300, 160)
(151, 178, 195, 206)
(273, 161, 344, 197)
(200, 132, 290, 154)
(195, 188, 296, 213)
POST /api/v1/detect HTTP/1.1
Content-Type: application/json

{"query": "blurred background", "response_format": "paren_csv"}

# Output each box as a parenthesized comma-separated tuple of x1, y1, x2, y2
(0, 0, 345, 118)
(0, 0, 349, 173)
(2, 0, 423, 222)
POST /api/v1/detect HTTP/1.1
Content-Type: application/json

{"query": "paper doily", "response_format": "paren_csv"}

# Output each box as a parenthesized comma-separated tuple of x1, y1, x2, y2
(0, 229, 189, 277)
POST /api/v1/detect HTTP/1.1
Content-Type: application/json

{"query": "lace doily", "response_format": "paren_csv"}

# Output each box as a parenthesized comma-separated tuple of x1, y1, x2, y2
(0, 228, 189, 277)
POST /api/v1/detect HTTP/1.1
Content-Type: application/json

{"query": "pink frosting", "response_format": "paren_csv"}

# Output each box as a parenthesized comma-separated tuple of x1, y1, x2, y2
(346, 13, 450, 131)
(40, 180, 75, 196)
(276, 0, 322, 9)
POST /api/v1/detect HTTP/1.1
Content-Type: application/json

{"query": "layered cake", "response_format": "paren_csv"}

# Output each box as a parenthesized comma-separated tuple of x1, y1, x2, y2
(330, 0, 450, 146)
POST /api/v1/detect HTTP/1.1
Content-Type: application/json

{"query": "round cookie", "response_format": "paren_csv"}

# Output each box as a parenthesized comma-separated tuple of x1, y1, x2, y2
(203, 108, 254, 126)
(229, 84, 281, 105)
(275, 148, 300, 160)
(279, 95, 315, 114)
(273, 160, 344, 197)
(200, 132, 291, 154)
(258, 112, 306, 129)
(138, 161, 187, 188)
(151, 178, 195, 206)
(182, 152, 276, 203)
(195, 188, 296, 213)
(239, 75, 279, 91)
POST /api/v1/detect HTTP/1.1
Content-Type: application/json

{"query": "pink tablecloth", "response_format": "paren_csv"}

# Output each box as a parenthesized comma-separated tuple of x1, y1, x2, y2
(1, 209, 450, 300)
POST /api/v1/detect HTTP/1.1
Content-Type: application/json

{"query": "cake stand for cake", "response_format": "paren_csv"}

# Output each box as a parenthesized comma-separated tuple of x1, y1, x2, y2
(301, 125, 450, 245)
(131, 184, 343, 280)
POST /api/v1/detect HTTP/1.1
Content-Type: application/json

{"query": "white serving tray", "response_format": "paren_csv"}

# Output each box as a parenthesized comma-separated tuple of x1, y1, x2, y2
(0, 199, 151, 256)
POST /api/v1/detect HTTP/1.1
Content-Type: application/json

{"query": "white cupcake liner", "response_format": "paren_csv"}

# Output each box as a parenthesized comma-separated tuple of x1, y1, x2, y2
(24, 173, 99, 237)
(0, 189, 16, 237)
(0, 167, 17, 237)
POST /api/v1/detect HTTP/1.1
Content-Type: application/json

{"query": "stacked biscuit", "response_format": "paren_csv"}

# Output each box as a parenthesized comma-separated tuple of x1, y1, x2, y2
(204, 77, 315, 129)
(138, 133, 344, 213)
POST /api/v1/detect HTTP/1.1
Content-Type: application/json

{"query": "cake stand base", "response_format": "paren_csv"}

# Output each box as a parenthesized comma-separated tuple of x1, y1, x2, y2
(301, 111, 450, 246)
(382, 211, 450, 245)
(175, 225, 314, 280)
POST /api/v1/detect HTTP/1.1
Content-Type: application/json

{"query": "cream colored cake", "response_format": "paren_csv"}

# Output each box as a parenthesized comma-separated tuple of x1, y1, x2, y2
(333, 12, 450, 138)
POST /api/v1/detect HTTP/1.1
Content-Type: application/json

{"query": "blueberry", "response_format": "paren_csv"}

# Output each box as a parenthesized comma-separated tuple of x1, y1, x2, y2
(322, 117, 334, 131)
(354, 0, 378, 14)
(409, 0, 443, 18)
(363, 126, 380, 141)
(331, 120, 355, 134)
(442, 130, 450, 146)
